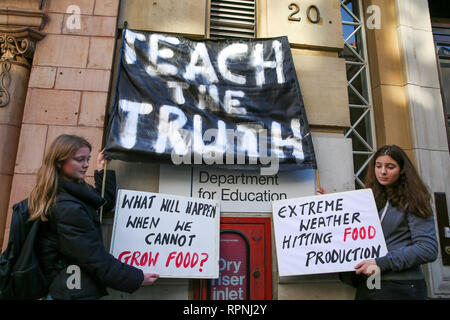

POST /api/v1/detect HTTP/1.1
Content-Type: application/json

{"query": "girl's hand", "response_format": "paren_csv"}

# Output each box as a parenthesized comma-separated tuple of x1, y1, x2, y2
(355, 259, 379, 276)
(96, 149, 106, 171)
(316, 187, 326, 195)
(142, 273, 159, 286)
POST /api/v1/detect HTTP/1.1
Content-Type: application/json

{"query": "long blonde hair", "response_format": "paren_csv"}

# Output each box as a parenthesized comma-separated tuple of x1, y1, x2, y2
(28, 135, 91, 222)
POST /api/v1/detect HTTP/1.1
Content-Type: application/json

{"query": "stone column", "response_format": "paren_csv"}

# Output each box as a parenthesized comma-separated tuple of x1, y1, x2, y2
(0, 27, 44, 246)
(393, 0, 450, 299)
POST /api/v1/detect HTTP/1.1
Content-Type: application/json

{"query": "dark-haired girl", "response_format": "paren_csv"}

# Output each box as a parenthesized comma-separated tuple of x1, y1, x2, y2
(318, 145, 438, 299)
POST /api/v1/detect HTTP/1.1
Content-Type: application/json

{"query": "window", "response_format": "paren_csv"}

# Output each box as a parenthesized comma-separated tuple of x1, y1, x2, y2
(432, 23, 450, 149)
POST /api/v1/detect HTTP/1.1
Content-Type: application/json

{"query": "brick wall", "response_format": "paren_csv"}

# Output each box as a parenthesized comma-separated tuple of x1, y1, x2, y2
(2, 0, 120, 248)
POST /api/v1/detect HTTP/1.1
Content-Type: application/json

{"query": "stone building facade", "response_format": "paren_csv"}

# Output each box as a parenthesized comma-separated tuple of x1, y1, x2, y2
(0, 0, 449, 299)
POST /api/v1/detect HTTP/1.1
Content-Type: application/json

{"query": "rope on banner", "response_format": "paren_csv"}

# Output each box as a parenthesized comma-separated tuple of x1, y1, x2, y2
(99, 159, 108, 223)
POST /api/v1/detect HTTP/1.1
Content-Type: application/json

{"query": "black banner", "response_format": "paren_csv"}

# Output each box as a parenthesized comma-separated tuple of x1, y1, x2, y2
(105, 29, 316, 172)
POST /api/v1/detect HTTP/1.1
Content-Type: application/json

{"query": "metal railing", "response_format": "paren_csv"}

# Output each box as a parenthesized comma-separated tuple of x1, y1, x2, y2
(340, 0, 376, 188)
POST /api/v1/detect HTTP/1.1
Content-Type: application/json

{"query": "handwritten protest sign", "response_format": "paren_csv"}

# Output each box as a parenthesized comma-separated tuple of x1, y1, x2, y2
(110, 189, 220, 278)
(272, 189, 388, 276)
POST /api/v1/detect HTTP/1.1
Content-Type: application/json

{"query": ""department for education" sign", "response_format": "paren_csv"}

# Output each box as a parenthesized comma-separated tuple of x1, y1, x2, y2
(159, 165, 316, 212)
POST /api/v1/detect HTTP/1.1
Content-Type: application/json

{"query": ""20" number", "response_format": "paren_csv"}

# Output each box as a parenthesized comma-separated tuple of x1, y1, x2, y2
(288, 3, 321, 24)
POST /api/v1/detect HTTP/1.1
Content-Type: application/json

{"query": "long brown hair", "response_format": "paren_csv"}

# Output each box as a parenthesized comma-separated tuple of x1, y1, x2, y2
(365, 145, 432, 218)
(28, 135, 91, 222)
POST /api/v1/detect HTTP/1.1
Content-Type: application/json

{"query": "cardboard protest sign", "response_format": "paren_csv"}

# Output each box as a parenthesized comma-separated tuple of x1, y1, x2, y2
(272, 189, 388, 276)
(110, 189, 220, 278)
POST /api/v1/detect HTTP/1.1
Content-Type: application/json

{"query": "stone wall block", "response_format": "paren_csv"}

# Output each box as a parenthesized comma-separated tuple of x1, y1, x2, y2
(44, 0, 95, 15)
(14, 124, 48, 174)
(33, 34, 90, 68)
(78, 91, 108, 127)
(87, 37, 115, 69)
(94, 0, 120, 17)
(55, 68, 110, 91)
(28, 66, 57, 88)
(22, 88, 81, 125)
(41, 13, 64, 34)
(62, 15, 116, 37)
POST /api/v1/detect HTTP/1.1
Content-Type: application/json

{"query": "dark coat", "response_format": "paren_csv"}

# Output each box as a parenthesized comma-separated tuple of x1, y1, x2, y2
(36, 170, 144, 300)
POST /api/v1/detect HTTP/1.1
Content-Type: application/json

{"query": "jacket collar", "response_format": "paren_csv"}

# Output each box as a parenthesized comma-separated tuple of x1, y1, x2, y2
(58, 178, 105, 209)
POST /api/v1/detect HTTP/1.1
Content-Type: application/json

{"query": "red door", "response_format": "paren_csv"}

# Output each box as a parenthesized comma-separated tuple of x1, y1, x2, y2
(195, 217, 272, 300)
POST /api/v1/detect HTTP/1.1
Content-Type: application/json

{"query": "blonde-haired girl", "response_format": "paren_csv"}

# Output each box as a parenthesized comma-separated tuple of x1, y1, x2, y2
(31, 134, 157, 300)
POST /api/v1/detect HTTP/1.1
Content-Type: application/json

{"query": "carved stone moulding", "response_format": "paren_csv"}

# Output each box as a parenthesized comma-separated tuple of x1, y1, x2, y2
(0, 0, 48, 30)
(0, 0, 46, 12)
(0, 27, 45, 107)
(0, 27, 45, 66)
(0, 7, 48, 30)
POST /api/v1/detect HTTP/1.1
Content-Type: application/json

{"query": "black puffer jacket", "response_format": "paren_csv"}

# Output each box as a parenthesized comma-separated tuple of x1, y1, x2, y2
(36, 170, 144, 300)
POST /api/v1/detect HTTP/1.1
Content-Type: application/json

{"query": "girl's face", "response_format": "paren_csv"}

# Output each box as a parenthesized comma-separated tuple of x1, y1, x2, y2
(60, 146, 91, 182)
(375, 154, 401, 187)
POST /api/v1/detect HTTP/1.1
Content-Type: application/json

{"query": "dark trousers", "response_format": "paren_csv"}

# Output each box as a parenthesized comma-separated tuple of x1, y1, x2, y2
(355, 279, 428, 300)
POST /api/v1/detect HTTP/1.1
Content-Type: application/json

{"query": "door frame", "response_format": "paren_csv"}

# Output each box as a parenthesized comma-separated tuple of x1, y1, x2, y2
(193, 216, 272, 300)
